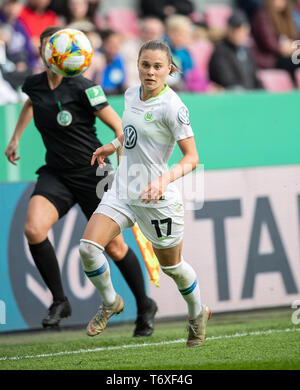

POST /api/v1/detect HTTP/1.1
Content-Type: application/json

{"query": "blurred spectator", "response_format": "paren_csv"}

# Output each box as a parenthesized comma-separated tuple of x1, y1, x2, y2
(209, 10, 262, 90)
(165, 14, 195, 91)
(120, 16, 165, 88)
(235, 0, 263, 21)
(293, 0, 300, 34)
(139, 16, 165, 42)
(48, 0, 101, 23)
(18, 0, 59, 58)
(139, 0, 194, 21)
(47, 0, 67, 25)
(251, 0, 300, 82)
(83, 28, 106, 82)
(63, 0, 96, 32)
(48, 0, 67, 17)
(0, 0, 35, 89)
(0, 67, 19, 104)
(65, 0, 90, 26)
(96, 29, 126, 95)
(86, 0, 101, 22)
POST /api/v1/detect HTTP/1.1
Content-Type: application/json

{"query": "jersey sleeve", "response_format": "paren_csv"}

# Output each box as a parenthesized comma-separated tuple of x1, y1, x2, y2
(123, 88, 129, 110)
(80, 81, 109, 113)
(163, 96, 194, 141)
(21, 75, 33, 97)
(123, 87, 135, 111)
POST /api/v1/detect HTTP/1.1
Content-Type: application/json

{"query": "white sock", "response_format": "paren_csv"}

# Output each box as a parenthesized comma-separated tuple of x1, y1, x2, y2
(79, 239, 117, 306)
(161, 259, 202, 319)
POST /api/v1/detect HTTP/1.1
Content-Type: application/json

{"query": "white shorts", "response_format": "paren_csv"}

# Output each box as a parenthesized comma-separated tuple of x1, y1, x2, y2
(94, 190, 184, 249)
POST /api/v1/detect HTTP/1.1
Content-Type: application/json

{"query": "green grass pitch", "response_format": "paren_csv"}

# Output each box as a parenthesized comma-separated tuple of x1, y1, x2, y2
(0, 307, 299, 370)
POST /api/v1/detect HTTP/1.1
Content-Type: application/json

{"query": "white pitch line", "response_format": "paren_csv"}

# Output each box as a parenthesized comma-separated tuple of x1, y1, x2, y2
(0, 327, 299, 362)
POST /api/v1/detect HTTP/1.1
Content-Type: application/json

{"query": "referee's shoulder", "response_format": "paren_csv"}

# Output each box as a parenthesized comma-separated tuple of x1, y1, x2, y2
(22, 71, 46, 94)
(68, 74, 96, 90)
(64, 75, 105, 101)
(24, 71, 45, 86)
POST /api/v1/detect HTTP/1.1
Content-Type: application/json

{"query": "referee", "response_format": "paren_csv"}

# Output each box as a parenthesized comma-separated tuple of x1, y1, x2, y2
(5, 26, 157, 337)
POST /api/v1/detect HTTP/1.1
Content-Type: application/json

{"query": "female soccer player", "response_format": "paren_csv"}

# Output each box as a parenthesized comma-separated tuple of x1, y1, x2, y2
(4, 26, 157, 336)
(79, 40, 211, 348)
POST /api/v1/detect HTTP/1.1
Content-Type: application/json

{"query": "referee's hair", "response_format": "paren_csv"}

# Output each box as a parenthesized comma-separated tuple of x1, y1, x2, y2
(138, 40, 181, 76)
(39, 26, 64, 45)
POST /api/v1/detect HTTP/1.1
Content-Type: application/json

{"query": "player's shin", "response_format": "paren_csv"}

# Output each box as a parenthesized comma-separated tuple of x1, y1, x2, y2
(160, 259, 202, 319)
(79, 239, 117, 306)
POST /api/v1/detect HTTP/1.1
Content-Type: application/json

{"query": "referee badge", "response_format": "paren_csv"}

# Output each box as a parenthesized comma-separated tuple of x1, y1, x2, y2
(57, 101, 72, 126)
(57, 110, 72, 126)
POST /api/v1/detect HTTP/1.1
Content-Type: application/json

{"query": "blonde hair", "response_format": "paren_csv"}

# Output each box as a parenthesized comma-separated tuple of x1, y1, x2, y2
(165, 14, 193, 33)
(138, 39, 181, 75)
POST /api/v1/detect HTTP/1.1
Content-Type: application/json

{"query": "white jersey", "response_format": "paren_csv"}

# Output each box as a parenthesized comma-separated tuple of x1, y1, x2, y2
(112, 84, 194, 207)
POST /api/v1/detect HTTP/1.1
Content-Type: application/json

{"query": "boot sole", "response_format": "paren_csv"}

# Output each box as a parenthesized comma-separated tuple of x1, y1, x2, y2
(42, 312, 72, 328)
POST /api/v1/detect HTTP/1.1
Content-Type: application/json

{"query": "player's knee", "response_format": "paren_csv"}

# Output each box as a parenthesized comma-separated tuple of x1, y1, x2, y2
(106, 241, 128, 261)
(24, 221, 47, 243)
(79, 240, 104, 267)
(161, 260, 183, 280)
(161, 265, 174, 278)
(79, 241, 96, 260)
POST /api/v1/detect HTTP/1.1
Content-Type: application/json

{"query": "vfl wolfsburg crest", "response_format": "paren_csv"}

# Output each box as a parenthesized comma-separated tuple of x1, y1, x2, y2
(57, 110, 72, 126)
(144, 112, 153, 122)
(124, 125, 137, 149)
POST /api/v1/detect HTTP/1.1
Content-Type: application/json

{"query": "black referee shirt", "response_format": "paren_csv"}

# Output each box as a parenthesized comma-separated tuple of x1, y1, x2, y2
(22, 72, 109, 170)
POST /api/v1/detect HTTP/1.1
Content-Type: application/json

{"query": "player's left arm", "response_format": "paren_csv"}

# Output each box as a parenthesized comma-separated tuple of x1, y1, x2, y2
(140, 136, 199, 204)
(165, 136, 199, 181)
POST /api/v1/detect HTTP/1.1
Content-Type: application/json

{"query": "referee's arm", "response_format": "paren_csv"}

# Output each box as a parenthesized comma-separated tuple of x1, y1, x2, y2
(5, 98, 33, 165)
(94, 105, 123, 162)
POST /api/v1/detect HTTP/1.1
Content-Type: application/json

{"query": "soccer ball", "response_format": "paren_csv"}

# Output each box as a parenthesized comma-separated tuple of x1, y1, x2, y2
(45, 28, 93, 78)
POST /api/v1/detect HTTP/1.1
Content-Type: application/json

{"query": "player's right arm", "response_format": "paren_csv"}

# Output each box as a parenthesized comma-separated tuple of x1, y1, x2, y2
(5, 98, 33, 165)
(91, 134, 124, 167)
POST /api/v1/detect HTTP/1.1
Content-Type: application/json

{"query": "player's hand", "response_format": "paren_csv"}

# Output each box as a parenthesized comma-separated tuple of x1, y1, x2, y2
(91, 143, 115, 167)
(5, 139, 20, 165)
(139, 176, 168, 204)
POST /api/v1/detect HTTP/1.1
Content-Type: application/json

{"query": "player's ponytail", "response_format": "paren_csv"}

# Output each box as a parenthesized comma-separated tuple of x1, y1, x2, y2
(138, 40, 181, 76)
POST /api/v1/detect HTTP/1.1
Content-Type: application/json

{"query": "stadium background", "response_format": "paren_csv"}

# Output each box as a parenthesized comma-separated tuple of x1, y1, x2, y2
(0, 0, 300, 333)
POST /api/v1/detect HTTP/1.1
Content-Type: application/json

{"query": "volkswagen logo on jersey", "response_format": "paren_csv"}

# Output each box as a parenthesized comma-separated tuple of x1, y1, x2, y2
(124, 125, 137, 149)
(177, 106, 190, 126)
